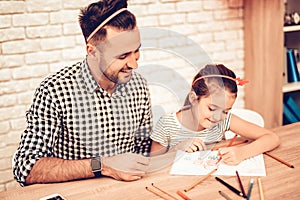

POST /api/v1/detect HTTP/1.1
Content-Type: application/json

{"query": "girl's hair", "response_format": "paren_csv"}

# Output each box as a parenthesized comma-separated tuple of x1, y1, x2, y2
(184, 64, 238, 105)
(79, 0, 136, 44)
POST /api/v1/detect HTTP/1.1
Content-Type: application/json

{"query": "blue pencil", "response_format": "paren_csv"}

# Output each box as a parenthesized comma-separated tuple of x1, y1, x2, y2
(246, 178, 254, 200)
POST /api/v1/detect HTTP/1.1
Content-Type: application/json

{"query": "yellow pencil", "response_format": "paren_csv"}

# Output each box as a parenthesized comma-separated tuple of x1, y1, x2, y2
(258, 178, 264, 200)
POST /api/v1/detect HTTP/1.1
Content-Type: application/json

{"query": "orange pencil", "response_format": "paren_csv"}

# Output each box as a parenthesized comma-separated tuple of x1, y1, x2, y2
(264, 152, 294, 168)
(227, 134, 237, 147)
(183, 168, 217, 192)
(176, 190, 191, 200)
(146, 186, 177, 200)
(146, 186, 168, 199)
(212, 140, 248, 151)
(151, 183, 179, 200)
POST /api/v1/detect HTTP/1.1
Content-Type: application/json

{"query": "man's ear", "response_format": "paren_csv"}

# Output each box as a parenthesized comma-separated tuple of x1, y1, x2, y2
(188, 91, 199, 105)
(86, 44, 96, 57)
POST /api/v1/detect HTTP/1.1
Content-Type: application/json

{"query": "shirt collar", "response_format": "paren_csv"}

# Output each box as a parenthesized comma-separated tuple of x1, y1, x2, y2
(80, 59, 101, 94)
(113, 82, 128, 97)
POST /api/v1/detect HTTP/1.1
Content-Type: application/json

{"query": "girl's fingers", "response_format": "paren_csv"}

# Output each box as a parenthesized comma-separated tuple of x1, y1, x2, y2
(193, 141, 205, 151)
(185, 139, 206, 152)
(185, 144, 200, 152)
(218, 148, 230, 156)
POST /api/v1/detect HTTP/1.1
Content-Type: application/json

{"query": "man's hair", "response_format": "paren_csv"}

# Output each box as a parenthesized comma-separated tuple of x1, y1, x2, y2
(79, 0, 136, 44)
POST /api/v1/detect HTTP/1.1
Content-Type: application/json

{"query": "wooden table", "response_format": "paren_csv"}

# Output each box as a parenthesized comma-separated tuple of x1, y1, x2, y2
(1, 123, 300, 200)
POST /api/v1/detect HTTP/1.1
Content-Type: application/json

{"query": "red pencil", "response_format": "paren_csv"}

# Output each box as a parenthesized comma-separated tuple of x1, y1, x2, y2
(235, 170, 246, 197)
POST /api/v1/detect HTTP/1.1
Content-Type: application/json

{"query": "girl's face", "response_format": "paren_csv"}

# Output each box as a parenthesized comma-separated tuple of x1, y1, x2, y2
(191, 90, 236, 129)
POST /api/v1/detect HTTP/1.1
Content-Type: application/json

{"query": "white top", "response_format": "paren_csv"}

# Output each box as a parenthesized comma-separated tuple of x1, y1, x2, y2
(150, 112, 232, 147)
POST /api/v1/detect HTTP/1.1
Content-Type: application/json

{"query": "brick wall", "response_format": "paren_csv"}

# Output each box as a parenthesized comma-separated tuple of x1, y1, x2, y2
(0, 0, 244, 191)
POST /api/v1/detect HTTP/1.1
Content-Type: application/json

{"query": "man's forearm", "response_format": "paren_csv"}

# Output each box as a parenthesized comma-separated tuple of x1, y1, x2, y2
(26, 157, 94, 185)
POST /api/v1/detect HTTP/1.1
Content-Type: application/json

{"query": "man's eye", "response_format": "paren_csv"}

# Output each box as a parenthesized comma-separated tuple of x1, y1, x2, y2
(118, 55, 127, 60)
(208, 107, 216, 111)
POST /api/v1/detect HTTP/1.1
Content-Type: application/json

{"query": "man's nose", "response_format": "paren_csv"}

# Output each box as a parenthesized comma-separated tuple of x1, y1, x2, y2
(127, 53, 138, 69)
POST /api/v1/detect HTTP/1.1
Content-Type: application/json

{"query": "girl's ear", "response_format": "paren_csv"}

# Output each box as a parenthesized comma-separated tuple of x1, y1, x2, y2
(188, 91, 199, 105)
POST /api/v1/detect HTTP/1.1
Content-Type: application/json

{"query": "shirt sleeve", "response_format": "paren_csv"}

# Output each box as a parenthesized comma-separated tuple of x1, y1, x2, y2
(150, 115, 170, 147)
(13, 84, 60, 186)
(133, 81, 153, 156)
(223, 112, 232, 132)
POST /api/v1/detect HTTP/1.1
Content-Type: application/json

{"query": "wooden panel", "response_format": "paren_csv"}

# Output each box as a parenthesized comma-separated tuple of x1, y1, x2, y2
(244, 0, 284, 128)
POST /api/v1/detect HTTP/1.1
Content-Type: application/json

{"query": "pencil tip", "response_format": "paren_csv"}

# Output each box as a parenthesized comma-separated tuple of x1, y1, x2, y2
(291, 165, 295, 168)
(183, 190, 187, 192)
(151, 183, 154, 185)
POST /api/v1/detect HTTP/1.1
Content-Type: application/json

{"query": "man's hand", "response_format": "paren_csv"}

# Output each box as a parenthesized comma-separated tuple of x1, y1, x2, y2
(101, 153, 150, 181)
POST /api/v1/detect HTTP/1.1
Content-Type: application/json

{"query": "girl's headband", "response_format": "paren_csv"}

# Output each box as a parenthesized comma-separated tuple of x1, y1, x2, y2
(192, 74, 249, 87)
(87, 8, 128, 42)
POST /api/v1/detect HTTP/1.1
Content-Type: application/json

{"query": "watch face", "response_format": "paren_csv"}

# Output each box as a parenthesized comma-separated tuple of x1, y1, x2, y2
(92, 158, 101, 171)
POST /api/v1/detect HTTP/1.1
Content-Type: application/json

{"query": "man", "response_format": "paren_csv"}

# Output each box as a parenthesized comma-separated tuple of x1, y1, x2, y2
(13, 0, 153, 186)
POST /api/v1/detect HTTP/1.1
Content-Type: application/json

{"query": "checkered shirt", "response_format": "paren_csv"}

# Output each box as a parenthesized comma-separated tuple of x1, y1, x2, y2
(13, 59, 153, 186)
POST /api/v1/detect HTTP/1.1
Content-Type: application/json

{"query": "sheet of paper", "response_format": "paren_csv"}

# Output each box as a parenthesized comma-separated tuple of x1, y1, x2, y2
(169, 150, 266, 176)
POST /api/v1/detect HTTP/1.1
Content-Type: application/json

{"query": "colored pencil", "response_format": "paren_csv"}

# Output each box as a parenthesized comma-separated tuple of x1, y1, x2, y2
(246, 178, 254, 200)
(215, 177, 245, 197)
(264, 152, 294, 168)
(151, 183, 179, 200)
(146, 186, 177, 200)
(212, 140, 248, 151)
(146, 186, 169, 200)
(257, 178, 264, 200)
(227, 134, 237, 147)
(184, 168, 217, 192)
(218, 190, 233, 200)
(176, 190, 191, 200)
(236, 170, 246, 197)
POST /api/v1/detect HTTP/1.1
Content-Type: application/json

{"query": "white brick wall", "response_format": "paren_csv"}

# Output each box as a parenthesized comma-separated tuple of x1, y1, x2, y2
(0, 0, 244, 191)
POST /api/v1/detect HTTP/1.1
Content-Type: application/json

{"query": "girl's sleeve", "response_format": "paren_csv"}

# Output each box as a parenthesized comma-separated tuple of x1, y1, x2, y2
(222, 112, 232, 133)
(150, 115, 170, 147)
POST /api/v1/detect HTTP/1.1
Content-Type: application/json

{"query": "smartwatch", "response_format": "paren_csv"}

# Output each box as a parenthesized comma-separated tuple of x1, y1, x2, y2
(91, 156, 102, 177)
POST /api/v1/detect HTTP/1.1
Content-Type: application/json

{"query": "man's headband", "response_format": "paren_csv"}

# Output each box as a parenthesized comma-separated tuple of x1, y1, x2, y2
(87, 8, 128, 42)
(192, 74, 249, 87)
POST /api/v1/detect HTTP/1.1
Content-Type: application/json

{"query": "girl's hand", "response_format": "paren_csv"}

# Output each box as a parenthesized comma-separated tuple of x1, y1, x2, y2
(185, 138, 206, 153)
(218, 146, 245, 165)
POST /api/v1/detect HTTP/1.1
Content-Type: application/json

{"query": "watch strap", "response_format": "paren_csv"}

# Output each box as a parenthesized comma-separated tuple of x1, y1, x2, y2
(93, 170, 102, 178)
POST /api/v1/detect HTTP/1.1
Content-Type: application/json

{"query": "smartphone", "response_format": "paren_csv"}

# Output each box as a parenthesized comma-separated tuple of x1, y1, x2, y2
(39, 193, 66, 200)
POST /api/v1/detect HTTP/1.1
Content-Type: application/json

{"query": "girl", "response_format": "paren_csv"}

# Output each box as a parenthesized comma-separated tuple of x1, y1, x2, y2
(150, 64, 280, 165)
